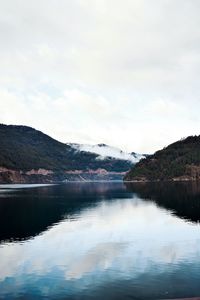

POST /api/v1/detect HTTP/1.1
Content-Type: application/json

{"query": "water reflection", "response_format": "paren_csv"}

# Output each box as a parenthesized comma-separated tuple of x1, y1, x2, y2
(126, 181, 200, 223)
(0, 182, 200, 299)
(0, 182, 130, 242)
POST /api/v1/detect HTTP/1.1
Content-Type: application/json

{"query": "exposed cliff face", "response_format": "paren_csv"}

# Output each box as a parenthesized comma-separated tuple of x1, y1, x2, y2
(0, 168, 25, 184)
(0, 167, 125, 183)
(0, 168, 54, 184)
(124, 135, 200, 182)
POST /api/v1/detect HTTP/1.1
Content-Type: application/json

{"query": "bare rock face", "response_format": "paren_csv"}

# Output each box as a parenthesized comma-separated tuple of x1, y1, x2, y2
(186, 165, 200, 180)
(0, 168, 55, 184)
(0, 167, 127, 184)
(25, 169, 53, 176)
(0, 168, 25, 183)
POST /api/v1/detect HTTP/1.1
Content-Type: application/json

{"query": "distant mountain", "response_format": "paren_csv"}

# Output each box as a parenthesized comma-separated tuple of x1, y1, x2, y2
(0, 124, 144, 183)
(124, 136, 200, 182)
(67, 143, 144, 163)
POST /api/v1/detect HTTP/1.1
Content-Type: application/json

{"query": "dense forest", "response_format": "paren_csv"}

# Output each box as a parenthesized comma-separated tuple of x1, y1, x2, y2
(124, 136, 200, 181)
(0, 124, 133, 172)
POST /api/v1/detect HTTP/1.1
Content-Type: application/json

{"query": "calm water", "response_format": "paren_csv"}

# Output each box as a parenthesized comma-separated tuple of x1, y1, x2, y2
(0, 182, 200, 300)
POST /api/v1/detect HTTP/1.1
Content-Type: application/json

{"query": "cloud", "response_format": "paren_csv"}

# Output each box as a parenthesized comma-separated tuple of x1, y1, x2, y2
(69, 143, 144, 162)
(1, 0, 200, 152)
(67, 242, 127, 279)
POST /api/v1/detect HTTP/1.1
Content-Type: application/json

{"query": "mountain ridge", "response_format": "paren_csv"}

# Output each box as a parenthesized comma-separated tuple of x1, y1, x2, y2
(0, 124, 143, 183)
(124, 135, 200, 182)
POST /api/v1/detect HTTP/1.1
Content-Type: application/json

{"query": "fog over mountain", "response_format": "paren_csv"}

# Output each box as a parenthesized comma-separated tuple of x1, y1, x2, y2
(68, 143, 144, 163)
(0, 124, 144, 183)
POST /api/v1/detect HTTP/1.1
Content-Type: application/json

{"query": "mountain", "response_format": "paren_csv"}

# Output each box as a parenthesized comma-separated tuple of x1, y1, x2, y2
(67, 143, 144, 163)
(0, 124, 143, 183)
(124, 135, 200, 182)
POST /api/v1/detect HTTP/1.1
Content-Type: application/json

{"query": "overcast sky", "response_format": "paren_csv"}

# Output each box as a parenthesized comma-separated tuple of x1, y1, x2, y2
(1, 0, 200, 153)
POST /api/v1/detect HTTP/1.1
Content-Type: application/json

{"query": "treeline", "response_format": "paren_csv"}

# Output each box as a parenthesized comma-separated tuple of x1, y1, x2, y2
(124, 135, 200, 181)
(0, 124, 132, 172)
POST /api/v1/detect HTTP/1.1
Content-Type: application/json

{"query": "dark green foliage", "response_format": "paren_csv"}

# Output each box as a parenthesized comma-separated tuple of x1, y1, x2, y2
(0, 124, 133, 172)
(124, 136, 200, 181)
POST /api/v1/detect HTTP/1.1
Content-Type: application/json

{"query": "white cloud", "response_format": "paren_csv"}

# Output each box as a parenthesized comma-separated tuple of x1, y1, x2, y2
(1, 0, 200, 152)
(69, 143, 144, 162)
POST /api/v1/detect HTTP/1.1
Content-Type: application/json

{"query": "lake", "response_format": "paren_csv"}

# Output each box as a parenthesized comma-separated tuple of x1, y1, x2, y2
(0, 182, 200, 299)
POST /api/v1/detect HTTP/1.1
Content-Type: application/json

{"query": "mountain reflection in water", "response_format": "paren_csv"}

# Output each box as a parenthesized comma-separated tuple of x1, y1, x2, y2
(126, 181, 200, 223)
(0, 182, 200, 300)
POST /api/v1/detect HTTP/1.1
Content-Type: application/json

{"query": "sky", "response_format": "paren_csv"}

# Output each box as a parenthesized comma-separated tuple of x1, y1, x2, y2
(1, 0, 200, 153)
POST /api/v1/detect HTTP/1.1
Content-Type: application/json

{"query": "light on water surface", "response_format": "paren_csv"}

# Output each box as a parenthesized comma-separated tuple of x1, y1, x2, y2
(0, 182, 200, 299)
